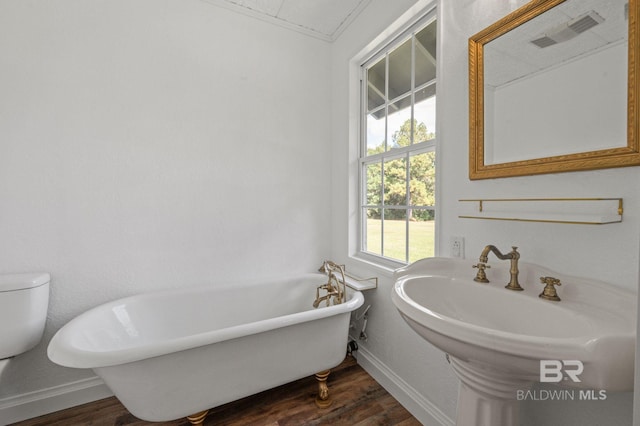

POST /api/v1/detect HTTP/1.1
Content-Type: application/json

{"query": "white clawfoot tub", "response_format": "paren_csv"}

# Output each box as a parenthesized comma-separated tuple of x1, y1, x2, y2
(48, 273, 364, 423)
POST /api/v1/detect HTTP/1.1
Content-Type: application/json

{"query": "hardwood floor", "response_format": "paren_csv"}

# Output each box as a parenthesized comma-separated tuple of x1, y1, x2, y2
(11, 356, 421, 426)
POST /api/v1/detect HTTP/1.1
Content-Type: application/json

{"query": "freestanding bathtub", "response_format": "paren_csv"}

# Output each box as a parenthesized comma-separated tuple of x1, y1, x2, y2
(48, 273, 364, 423)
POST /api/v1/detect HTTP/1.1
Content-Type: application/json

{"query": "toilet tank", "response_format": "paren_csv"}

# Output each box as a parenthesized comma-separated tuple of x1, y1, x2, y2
(0, 273, 50, 359)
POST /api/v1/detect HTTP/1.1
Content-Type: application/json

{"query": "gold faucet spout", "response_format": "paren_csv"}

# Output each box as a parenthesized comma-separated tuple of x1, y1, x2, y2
(312, 293, 333, 308)
(479, 245, 516, 263)
(475, 245, 523, 291)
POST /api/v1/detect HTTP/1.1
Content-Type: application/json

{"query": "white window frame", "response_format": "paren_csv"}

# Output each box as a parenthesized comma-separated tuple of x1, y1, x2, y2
(356, 9, 437, 268)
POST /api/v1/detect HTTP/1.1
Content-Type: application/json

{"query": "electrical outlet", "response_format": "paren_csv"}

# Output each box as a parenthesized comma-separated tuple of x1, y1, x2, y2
(451, 236, 464, 258)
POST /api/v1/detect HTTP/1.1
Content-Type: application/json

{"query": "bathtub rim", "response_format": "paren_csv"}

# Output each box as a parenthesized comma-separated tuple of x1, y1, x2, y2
(47, 273, 364, 369)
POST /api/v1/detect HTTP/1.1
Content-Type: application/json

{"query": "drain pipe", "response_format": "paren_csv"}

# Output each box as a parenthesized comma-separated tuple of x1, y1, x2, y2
(358, 305, 370, 341)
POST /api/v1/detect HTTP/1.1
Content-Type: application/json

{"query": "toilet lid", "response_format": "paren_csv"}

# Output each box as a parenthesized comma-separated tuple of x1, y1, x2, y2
(0, 273, 50, 292)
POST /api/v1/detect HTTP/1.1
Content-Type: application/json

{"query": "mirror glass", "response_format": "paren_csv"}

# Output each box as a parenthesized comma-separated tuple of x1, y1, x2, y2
(469, 0, 640, 179)
(484, 0, 626, 164)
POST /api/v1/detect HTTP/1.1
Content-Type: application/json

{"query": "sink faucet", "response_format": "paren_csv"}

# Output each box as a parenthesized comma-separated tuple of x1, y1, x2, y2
(473, 245, 523, 291)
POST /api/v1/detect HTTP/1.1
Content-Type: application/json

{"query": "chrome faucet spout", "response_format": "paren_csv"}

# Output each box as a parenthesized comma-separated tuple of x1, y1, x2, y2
(474, 245, 523, 291)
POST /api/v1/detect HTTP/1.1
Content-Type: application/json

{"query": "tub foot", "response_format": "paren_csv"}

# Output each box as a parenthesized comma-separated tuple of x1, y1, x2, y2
(186, 410, 209, 425)
(314, 370, 332, 408)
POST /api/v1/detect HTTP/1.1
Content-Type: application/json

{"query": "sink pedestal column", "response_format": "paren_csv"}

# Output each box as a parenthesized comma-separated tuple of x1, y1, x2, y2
(449, 357, 533, 426)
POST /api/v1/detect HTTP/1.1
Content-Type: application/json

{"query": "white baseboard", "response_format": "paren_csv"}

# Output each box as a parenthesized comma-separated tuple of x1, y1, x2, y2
(0, 376, 112, 425)
(355, 345, 455, 426)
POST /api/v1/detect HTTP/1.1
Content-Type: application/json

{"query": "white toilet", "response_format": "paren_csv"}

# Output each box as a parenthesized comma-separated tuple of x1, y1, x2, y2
(0, 273, 50, 377)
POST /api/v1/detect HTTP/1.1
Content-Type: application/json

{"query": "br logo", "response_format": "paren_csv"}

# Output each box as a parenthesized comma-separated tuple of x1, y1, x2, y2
(540, 360, 583, 382)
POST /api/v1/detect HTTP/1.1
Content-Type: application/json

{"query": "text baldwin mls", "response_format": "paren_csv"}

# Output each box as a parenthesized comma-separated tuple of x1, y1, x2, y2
(517, 389, 607, 401)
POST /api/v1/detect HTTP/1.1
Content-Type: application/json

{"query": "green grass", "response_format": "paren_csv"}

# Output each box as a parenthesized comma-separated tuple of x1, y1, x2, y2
(365, 219, 435, 263)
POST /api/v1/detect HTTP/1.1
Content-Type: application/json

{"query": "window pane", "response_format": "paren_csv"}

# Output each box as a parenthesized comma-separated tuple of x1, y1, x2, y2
(409, 151, 435, 207)
(383, 157, 407, 206)
(414, 94, 436, 143)
(367, 110, 386, 154)
(408, 211, 435, 263)
(364, 209, 382, 256)
(388, 38, 412, 99)
(365, 162, 382, 205)
(367, 57, 386, 111)
(415, 22, 437, 88)
(383, 209, 407, 262)
(359, 13, 436, 266)
(387, 95, 412, 150)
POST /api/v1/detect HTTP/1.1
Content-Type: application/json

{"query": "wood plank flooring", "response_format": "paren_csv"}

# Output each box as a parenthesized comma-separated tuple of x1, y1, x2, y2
(11, 355, 421, 426)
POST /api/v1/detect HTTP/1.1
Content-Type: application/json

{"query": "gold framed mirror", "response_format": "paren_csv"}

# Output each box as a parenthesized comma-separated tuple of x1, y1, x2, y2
(469, 0, 640, 179)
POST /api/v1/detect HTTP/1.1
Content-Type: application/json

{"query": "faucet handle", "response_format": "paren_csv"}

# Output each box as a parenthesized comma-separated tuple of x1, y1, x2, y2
(472, 262, 490, 283)
(539, 276, 562, 301)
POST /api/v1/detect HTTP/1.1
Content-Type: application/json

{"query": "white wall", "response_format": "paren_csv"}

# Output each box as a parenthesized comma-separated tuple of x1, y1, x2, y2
(331, 0, 638, 425)
(0, 0, 331, 414)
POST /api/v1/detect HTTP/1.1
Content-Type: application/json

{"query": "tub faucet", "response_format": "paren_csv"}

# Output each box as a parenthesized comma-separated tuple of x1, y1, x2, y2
(312, 286, 340, 308)
(473, 245, 523, 291)
(314, 261, 346, 308)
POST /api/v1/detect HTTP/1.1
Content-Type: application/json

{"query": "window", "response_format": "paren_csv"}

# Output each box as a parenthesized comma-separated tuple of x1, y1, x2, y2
(359, 14, 436, 265)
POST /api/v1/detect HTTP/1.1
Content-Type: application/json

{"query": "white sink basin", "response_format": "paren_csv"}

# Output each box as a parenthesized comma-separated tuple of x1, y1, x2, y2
(391, 257, 636, 425)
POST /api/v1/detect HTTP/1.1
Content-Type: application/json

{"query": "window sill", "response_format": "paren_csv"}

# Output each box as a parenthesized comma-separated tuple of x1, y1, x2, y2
(349, 252, 403, 279)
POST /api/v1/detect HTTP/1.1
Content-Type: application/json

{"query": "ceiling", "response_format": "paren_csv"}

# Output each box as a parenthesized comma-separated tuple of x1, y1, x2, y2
(200, 0, 372, 42)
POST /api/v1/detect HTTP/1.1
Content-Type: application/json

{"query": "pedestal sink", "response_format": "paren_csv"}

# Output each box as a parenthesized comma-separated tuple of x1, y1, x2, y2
(391, 257, 636, 426)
